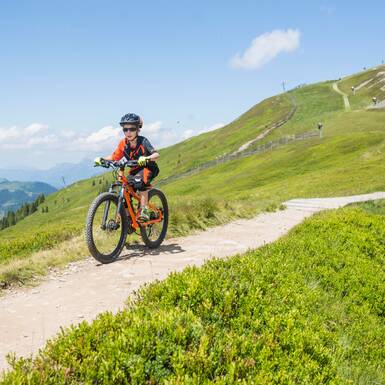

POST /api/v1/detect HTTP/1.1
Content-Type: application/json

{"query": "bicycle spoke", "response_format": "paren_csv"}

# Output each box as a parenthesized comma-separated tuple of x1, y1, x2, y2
(144, 195, 164, 242)
(92, 199, 123, 255)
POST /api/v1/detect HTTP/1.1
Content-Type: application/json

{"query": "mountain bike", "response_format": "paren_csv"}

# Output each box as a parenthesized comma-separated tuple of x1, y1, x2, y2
(85, 159, 168, 264)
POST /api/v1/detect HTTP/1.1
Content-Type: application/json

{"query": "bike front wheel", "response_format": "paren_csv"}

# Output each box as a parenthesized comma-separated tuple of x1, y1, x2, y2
(85, 192, 128, 264)
(140, 188, 169, 249)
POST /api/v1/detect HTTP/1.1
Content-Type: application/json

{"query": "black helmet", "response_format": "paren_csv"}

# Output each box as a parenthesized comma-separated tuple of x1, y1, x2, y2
(119, 113, 143, 128)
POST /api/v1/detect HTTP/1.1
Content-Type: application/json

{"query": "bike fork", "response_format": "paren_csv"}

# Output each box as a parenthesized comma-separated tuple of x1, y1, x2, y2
(101, 199, 111, 230)
(101, 188, 123, 229)
(114, 189, 124, 223)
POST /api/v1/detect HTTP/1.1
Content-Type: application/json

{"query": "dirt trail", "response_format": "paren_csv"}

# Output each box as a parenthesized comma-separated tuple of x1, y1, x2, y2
(1, 192, 384, 373)
(368, 99, 385, 109)
(332, 82, 351, 111)
(231, 95, 297, 155)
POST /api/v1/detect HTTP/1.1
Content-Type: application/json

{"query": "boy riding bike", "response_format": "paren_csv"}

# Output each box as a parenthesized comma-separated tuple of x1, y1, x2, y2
(94, 113, 160, 222)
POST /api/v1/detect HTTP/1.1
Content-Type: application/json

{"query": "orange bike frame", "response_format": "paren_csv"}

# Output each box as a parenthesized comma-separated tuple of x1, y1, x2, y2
(116, 169, 163, 230)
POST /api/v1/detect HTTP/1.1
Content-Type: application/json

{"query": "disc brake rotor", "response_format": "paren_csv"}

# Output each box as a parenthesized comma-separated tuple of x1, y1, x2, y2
(106, 219, 120, 232)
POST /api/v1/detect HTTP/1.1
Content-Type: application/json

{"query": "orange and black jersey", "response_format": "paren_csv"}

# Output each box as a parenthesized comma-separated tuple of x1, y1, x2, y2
(111, 135, 159, 176)
(111, 135, 156, 161)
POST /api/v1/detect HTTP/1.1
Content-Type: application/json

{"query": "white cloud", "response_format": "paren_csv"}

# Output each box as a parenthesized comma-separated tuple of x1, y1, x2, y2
(2, 135, 58, 150)
(84, 126, 120, 144)
(0, 126, 19, 141)
(182, 129, 194, 140)
(28, 135, 57, 146)
(182, 123, 225, 140)
(0, 122, 53, 149)
(133, 121, 177, 149)
(230, 29, 300, 70)
(25, 123, 48, 135)
(71, 122, 170, 153)
(71, 125, 121, 152)
(0, 120, 227, 159)
(143, 121, 162, 135)
(71, 121, 169, 153)
(60, 129, 76, 139)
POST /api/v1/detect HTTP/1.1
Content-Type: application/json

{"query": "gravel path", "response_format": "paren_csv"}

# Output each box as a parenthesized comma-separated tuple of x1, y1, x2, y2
(333, 82, 351, 111)
(367, 99, 385, 109)
(1, 191, 384, 373)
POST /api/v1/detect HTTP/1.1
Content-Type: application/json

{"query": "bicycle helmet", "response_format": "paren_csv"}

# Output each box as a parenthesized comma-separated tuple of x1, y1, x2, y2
(119, 113, 143, 128)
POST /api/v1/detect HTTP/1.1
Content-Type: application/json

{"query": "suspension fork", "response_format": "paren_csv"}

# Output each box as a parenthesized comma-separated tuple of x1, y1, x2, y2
(114, 188, 125, 223)
(101, 197, 111, 229)
(101, 184, 122, 229)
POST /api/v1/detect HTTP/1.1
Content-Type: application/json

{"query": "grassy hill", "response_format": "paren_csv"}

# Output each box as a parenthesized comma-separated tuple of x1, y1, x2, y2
(2, 200, 384, 384)
(338, 66, 385, 110)
(158, 93, 293, 177)
(1, 65, 385, 288)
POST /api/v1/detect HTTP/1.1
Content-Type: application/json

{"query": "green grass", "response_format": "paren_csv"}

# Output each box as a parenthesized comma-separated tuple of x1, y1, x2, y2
(338, 65, 385, 110)
(249, 81, 342, 146)
(2, 203, 384, 384)
(1, 67, 385, 289)
(0, 177, 107, 262)
(158, 93, 293, 177)
(349, 198, 385, 215)
(162, 126, 385, 204)
(0, 92, 293, 287)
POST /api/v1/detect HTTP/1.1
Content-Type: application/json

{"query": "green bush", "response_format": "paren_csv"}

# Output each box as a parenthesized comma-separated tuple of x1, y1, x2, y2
(169, 197, 223, 236)
(0, 226, 80, 265)
(2, 205, 385, 384)
(349, 198, 385, 215)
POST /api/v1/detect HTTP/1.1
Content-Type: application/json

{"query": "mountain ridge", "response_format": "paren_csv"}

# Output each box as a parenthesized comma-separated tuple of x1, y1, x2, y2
(0, 180, 56, 217)
(0, 158, 105, 188)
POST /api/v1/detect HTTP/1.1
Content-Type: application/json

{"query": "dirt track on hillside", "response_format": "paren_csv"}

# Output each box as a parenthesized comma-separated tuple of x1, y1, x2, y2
(332, 82, 351, 111)
(1, 192, 384, 373)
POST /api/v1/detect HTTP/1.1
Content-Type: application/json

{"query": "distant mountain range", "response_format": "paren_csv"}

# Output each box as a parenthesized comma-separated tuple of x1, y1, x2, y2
(0, 158, 105, 189)
(0, 179, 57, 217)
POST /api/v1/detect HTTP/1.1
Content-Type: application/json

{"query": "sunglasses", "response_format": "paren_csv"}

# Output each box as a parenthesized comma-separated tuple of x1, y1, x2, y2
(122, 127, 137, 133)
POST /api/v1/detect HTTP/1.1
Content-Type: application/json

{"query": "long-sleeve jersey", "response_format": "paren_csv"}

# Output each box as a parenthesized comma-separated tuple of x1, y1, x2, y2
(111, 135, 159, 176)
(111, 136, 156, 161)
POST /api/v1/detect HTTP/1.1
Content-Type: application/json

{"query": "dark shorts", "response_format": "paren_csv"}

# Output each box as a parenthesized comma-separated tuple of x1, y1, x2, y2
(128, 167, 158, 191)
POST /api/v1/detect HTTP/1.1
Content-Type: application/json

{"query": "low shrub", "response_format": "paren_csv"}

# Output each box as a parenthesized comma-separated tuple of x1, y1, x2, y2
(0, 226, 80, 265)
(1, 205, 384, 384)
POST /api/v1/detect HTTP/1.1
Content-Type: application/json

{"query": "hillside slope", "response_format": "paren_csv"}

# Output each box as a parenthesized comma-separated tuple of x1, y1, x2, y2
(162, 68, 385, 205)
(1, 66, 385, 287)
(338, 65, 385, 110)
(158, 93, 293, 177)
(0, 92, 294, 265)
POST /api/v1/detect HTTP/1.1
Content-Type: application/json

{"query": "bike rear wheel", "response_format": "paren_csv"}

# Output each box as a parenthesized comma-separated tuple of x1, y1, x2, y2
(140, 188, 168, 249)
(85, 192, 128, 263)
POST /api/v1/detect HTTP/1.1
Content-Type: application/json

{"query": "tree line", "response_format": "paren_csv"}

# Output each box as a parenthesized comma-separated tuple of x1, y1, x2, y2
(0, 193, 46, 231)
(92, 178, 112, 194)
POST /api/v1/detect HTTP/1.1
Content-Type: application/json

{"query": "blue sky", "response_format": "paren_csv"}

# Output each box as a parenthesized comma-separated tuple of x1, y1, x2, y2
(1, 0, 384, 168)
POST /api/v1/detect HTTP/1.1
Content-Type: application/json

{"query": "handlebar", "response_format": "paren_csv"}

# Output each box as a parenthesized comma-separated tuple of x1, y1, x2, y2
(98, 159, 138, 169)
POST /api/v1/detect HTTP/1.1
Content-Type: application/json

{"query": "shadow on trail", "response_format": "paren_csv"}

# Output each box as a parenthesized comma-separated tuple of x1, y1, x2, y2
(117, 243, 185, 261)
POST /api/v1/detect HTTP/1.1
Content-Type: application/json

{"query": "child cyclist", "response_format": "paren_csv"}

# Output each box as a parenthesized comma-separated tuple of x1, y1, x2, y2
(94, 113, 160, 221)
